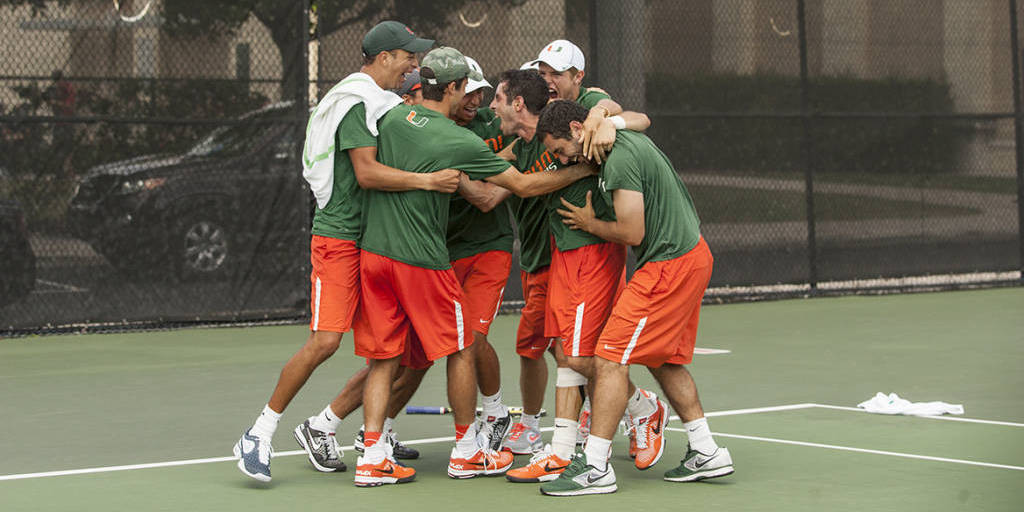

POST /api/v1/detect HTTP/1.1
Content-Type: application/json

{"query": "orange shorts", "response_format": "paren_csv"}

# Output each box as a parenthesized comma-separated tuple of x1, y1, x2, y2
(596, 238, 713, 367)
(353, 250, 472, 362)
(546, 241, 626, 357)
(515, 266, 556, 359)
(452, 250, 512, 336)
(364, 331, 433, 370)
(309, 235, 360, 332)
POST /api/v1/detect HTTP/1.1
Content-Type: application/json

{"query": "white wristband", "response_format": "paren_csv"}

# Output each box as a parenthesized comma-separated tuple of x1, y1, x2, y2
(608, 115, 626, 130)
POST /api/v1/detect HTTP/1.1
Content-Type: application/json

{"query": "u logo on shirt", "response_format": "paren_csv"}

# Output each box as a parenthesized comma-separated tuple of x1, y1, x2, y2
(406, 111, 429, 128)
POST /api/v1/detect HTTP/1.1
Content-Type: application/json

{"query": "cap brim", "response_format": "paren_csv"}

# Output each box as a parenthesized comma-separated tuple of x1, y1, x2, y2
(531, 58, 571, 72)
(466, 78, 492, 93)
(400, 37, 434, 53)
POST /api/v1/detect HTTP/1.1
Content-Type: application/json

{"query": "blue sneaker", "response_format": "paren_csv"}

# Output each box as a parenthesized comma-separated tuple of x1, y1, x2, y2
(233, 429, 273, 482)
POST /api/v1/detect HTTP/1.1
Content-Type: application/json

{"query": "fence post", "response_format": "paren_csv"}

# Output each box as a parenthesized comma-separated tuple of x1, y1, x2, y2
(1010, 0, 1024, 281)
(587, 0, 599, 85)
(797, 0, 818, 291)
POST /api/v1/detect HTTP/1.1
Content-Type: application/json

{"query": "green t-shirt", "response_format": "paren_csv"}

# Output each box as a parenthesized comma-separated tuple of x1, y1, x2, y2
(447, 107, 514, 261)
(310, 102, 377, 241)
(598, 130, 701, 269)
(510, 135, 560, 272)
(575, 88, 611, 110)
(543, 87, 615, 252)
(361, 104, 512, 269)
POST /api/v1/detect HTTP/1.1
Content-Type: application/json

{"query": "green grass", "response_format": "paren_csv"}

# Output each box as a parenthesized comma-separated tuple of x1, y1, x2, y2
(690, 184, 980, 223)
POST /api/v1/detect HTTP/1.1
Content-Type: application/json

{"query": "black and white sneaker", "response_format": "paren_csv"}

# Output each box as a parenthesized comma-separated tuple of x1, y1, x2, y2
(354, 427, 419, 460)
(233, 429, 272, 482)
(293, 418, 346, 472)
(482, 412, 512, 452)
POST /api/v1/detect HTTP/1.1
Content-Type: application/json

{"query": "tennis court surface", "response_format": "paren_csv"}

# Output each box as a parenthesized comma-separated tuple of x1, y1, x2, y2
(2, 287, 1022, 511)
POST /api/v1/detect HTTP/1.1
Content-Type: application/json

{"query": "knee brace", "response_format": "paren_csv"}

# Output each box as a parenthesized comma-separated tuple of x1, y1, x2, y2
(556, 367, 588, 387)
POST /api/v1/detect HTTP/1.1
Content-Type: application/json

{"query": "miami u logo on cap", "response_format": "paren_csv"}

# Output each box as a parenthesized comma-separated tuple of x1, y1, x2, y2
(406, 26, 415, 35)
(406, 110, 429, 127)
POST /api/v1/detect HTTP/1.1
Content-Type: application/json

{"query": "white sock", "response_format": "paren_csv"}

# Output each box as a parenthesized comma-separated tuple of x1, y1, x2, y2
(456, 422, 480, 456)
(684, 417, 719, 455)
(551, 418, 578, 460)
(626, 388, 657, 418)
(521, 412, 542, 431)
(309, 405, 342, 433)
(482, 389, 507, 418)
(363, 437, 388, 463)
(584, 435, 612, 471)
(251, 405, 282, 440)
(384, 416, 395, 434)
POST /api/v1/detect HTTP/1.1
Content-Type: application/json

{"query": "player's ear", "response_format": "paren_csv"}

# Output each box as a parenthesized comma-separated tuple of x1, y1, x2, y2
(572, 69, 585, 86)
(569, 120, 584, 138)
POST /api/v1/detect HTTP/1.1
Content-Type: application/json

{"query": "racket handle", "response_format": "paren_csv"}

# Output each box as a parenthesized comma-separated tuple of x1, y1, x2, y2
(406, 406, 451, 415)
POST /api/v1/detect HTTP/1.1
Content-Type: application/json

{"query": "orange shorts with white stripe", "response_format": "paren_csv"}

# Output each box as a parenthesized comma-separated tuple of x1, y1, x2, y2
(546, 241, 626, 357)
(309, 235, 360, 333)
(353, 250, 472, 362)
(515, 266, 556, 359)
(451, 250, 512, 336)
(596, 237, 712, 367)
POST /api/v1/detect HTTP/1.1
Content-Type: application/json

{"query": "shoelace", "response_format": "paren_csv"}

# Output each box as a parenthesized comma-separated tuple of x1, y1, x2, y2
(257, 438, 274, 464)
(527, 444, 556, 465)
(623, 418, 649, 449)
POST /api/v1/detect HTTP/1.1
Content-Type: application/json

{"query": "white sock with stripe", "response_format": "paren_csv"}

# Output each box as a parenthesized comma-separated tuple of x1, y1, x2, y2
(551, 417, 578, 460)
(309, 404, 342, 433)
(684, 417, 719, 455)
(584, 435, 612, 471)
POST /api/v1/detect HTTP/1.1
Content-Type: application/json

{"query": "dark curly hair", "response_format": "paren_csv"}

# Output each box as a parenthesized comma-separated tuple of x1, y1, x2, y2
(536, 99, 588, 141)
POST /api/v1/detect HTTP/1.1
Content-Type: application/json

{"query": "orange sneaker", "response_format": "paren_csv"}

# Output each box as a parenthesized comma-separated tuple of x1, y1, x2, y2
(505, 445, 571, 483)
(632, 397, 669, 470)
(354, 455, 416, 487)
(448, 446, 514, 478)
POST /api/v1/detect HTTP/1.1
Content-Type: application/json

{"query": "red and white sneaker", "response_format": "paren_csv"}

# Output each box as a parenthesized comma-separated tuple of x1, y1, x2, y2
(630, 395, 669, 470)
(501, 422, 544, 455)
(505, 445, 571, 483)
(576, 400, 592, 447)
(448, 446, 514, 479)
(354, 455, 416, 487)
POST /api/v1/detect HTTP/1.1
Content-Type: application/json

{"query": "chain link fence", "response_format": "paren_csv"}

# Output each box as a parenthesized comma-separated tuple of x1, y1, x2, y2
(1, 0, 1022, 335)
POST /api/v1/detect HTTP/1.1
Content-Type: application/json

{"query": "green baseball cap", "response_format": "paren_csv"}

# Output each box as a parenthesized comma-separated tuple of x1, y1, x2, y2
(362, 21, 434, 57)
(420, 47, 484, 85)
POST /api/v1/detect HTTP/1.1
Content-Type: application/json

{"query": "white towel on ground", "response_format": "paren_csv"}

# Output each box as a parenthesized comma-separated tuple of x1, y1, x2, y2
(857, 392, 964, 416)
(302, 72, 402, 209)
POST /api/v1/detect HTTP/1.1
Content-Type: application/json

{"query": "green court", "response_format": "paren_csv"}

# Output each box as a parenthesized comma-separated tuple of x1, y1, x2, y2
(2, 287, 1022, 511)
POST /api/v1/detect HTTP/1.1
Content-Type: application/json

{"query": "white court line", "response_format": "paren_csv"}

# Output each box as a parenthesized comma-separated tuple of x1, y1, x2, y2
(811, 404, 1024, 428)
(670, 430, 1024, 472)
(0, 404, 807, 482)
(3, 402, 1019, 481)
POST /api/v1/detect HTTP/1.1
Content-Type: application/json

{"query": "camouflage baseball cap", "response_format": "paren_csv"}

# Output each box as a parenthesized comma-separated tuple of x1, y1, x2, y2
(421, 47, 484, 85)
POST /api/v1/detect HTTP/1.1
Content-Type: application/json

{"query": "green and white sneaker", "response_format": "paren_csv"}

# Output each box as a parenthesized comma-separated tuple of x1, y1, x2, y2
(539, 452, 617, 496)
(664, 445, 734, 482)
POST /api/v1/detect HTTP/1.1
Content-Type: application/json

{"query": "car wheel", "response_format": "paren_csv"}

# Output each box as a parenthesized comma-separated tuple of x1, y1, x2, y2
(173, 209, 232, 281)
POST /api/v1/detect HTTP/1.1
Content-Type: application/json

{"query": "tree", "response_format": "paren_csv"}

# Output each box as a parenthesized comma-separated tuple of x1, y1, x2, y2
(161, 0, 525, 106)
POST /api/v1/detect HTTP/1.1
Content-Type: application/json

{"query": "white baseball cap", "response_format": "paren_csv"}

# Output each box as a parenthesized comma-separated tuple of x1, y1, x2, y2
(464, 56, 491, 93)
(519, 61, 540, 71)
(530, 40, 585, 72)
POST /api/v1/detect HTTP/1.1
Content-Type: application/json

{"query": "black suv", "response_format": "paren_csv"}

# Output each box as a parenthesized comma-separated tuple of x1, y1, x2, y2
(68, 102, 307, 281)
(0, 197, 36, 308)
